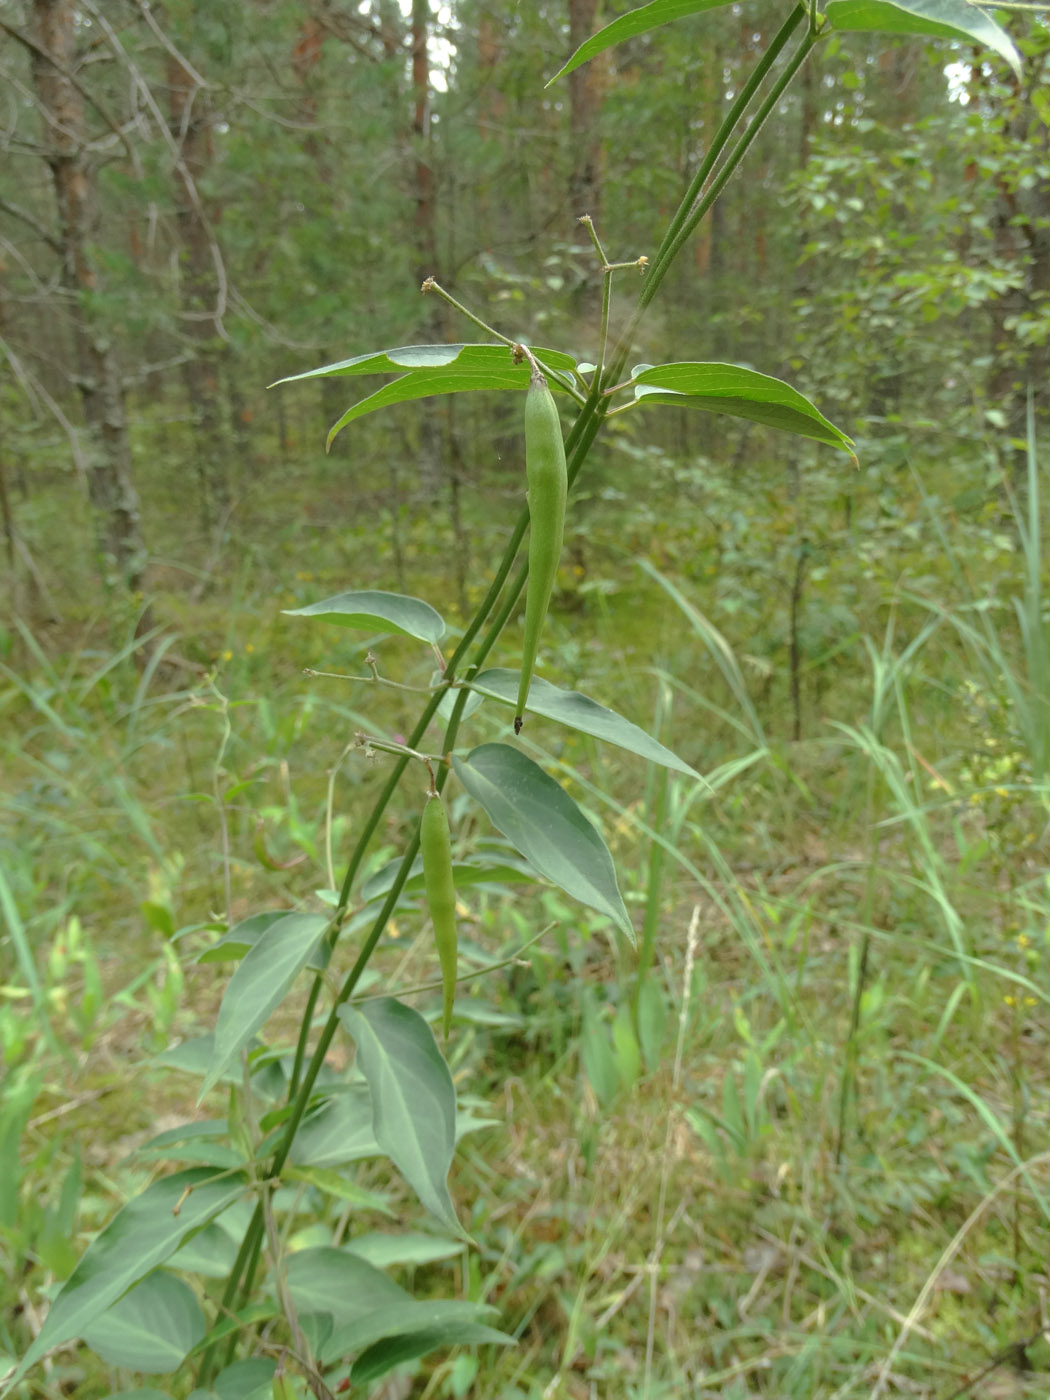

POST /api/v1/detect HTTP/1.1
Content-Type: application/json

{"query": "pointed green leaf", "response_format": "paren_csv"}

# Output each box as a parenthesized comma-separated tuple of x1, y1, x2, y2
(351, 1320, 515, 1385)
(271, 342, 577, 386)
(320, 366, 569, 448)
(200, 913, 329, 1099)
(358, 852, 536, 905)
(547, 0, 735, 84)
(12, 1169, 245, 1382)
(286, 1247, 410, 1325)
(470, 669, 699, 777)
(344, 1231, 465, 1268)
(283, 1084, 382, 1168)
(451, 744, 633, 941)
(632, 363, 856, 456)
(338, 999, 463, 1236)
(212, 1358, 275, 1400)
(320, 1298, 501, 1365)
(170, 1220, 240, 1278)
(824, 0, 1021, 78)
(270, 344, 578, 449)
(82, 1271, 204, 1374)
(283, 589, 445, 644)
(197, 912, 330, 970)
(283, 1166, 393, 1215)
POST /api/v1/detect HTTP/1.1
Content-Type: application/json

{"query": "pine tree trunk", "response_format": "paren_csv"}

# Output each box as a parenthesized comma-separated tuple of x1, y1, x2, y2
(167, 42, 230, 525)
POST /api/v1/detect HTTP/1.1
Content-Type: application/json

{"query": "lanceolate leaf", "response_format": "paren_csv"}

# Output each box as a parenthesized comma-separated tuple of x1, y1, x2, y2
(824, 0, 1021, 78)
(270, 344, 578, 450)
(283, 1084, 382, 1168)
(197, 911, 330, 971)
(82, 1271, 205, 1374)
(338, 999, 463, 1236)
(470, 669, 700, 778)
(320, 1298, 503, 1366)
(12, 1169, 245, 1382)
(285, 1247, 410, 1325)
(547, 0, 735, 84)
(283, 589, 446, 645)
(271, 342, 577, 385)
(451, 744, 634, 941)
(358, 852, 536, 905)
(631, 363, 856, 456)
(200, 912, 330, 1100)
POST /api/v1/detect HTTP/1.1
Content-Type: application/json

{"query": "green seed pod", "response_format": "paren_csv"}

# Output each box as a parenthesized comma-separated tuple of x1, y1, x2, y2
(515, 365, 567, 734)
(421, 791, 457, 1038)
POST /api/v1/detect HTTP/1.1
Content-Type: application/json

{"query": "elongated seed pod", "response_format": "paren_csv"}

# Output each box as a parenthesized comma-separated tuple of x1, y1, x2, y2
(515, 365, 568, 733)
(421, 791, 457, 1038)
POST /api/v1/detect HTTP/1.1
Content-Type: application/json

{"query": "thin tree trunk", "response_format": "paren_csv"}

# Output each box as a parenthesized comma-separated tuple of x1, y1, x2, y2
(167, 42, 229, 525)
(568, 0, 602, 320)
(412, 0, 442, 502)
(30, 0, 147, 592)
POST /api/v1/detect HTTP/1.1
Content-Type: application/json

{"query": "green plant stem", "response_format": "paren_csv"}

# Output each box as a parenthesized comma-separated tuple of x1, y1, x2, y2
(646, 5, 805, 290)
(210, 16, 822, 1374)
(608, 9, 814, 388)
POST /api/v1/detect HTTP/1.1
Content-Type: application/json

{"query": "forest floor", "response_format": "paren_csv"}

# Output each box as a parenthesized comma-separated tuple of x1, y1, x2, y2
(3, 433, 1050, 1399)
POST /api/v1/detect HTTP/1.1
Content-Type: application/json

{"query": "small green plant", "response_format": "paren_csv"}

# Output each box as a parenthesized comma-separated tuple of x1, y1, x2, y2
(2, 4, 1026, 1398)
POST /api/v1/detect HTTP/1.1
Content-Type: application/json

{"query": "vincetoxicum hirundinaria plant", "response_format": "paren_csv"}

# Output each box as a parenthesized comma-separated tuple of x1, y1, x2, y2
(2, 4, 1021, 1398)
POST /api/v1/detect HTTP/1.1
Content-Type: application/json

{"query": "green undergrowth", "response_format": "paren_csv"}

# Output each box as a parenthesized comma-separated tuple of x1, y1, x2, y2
(2, 434, 1049, 1397)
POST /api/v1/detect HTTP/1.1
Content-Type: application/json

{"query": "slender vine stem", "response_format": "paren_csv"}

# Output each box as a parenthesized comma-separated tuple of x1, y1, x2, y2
(206, 15, 824, 1378)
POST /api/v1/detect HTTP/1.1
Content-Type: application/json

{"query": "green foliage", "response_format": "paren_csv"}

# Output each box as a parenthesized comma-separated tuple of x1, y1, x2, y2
(3, 3, 1050, 1399)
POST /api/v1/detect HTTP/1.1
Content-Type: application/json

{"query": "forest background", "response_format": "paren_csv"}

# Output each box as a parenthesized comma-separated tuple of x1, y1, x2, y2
(2, 1, 1050, 1397)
